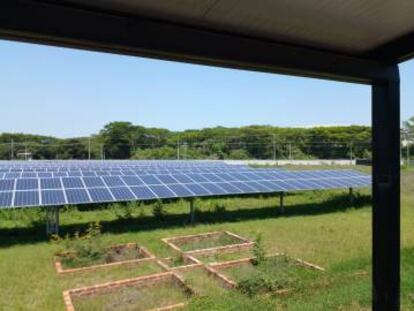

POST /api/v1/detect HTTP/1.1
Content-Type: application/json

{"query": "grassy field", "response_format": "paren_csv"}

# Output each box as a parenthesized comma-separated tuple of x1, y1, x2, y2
(0, 166, 413, 310)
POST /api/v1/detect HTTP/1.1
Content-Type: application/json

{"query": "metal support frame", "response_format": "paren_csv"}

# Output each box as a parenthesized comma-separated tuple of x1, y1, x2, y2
(45, 205, 60, 236)
(189, 199, 196, 225)
(372, 69, 400, 311)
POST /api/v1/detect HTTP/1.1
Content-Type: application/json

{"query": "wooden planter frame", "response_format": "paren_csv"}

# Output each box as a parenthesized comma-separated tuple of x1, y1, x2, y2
(55, 243, 156, 274)
(63, 271, 194, 311)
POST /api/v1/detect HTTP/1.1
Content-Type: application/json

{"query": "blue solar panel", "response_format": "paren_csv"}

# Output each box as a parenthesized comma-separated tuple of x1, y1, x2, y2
(14, 191, 39, 206)
(41, 190, 66, 205)
(87, 188, 114, 202)
(244, 181, 272, 192)
(40, 178, 62, 190)
(65, 189, 90, 204)
(21, 172, 36, 178)
(121, 176, 144, 186)
(186, 174, 209, 183)
(155, 174, 178, 184)
(38, 172, 53, 178)
(102, 176, 124, 187)
(200, 174, 225, 182)
(0, 192, 12, 207)
(148, 185, 176, 198)
(0, 160, 371, 208)
(230, 182, 257, 193)
(109, 187, 136, 200)
(130, 186, 157, 200)
(62, 177, 84, 188)
(5, 173, 20, 178)
(171, 174, 193, 183)
(168, 184, 194, 197)
(139, 175, 162, 185)
(185, 183, 210, 196)
(0, 179, 14, 191)
(16, 179, 38, 190)
(215, 182, 244, 194)
(201, 183, 227, 195)
(83, 177, 105, 188)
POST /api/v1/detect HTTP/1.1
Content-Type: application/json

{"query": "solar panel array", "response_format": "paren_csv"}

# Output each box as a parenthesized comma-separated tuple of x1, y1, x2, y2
(0, 161, 370, 208)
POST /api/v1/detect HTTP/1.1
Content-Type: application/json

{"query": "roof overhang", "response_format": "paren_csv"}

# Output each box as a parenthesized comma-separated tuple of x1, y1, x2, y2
(0, 1, 410, 84)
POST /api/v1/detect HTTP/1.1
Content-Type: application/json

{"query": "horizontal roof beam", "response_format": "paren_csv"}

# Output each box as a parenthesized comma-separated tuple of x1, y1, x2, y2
(0, 0, 396, 84)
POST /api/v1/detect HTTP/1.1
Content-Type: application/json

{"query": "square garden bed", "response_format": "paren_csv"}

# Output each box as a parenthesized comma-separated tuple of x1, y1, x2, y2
(55, 243, 155, 273)
(162, 231, 253, 255)
(212, 255, 323, 295)
(158, 254, 202, 271)
(65, 272, 194, 311)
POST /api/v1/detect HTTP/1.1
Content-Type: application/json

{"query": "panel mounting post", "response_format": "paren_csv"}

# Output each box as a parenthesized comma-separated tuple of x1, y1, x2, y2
(349, 187, 354, 206)
(372, 67, 400, 311)
(189, 199, 196, 225)
(46, 206, 60, 236)
(279, 192, 285, 213)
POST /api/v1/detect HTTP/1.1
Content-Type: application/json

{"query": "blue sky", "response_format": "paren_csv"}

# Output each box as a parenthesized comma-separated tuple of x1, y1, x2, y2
(1, 39, 413, 138)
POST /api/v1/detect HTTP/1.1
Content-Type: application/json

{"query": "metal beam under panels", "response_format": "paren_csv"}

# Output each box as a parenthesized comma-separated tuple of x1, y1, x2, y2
(0, 1, 402, 310)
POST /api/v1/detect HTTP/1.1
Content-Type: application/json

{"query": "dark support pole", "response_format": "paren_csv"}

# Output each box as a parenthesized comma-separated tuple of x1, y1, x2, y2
(279, 192, 285, 213)
(189, 199, 196, 225)
(349, 187, 354, 206)
(46, 206, 60, 236)
(372, 66, 400, 311)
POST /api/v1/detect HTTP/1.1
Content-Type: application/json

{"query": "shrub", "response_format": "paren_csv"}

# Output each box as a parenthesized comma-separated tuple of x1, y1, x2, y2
(237, 273, 290, 296)
(115, 202, 137, 220)
(213, 203, 226, 214)
(152, 200, 165, 220)
(59, 222, 106, 268)
(252, 234, 266, 266)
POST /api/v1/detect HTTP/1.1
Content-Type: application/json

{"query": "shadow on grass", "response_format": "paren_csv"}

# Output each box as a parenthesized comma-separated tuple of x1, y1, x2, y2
(0, 193, 371, 248)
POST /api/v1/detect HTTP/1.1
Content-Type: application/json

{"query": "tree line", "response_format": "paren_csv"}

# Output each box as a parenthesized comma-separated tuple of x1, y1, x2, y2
(0, 122, 376, 160)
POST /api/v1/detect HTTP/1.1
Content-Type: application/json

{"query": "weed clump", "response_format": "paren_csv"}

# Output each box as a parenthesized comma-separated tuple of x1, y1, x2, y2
(252, 234, 266, 266)
(237, 273, 291, 296)
(59, 222, 105, 268)
(213, 203, 226, 214)
(152, 200, 165, 220)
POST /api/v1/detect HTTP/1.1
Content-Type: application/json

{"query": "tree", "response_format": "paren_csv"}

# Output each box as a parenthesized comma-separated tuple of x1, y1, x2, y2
(58, 139, 88, 159)
(99, 122, 135, 159)
(228, 149, 249, 160)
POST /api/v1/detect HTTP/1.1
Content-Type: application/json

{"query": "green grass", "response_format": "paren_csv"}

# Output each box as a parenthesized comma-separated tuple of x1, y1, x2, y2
(0, 166, 413, 310)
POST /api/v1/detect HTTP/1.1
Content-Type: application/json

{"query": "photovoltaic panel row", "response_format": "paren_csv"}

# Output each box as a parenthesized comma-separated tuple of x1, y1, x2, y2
(0, 176, 370, 208)
(0, 168, 364, 180)
(0, 160, 242, 170)
(0, 170, 368, 190)
(0, 170, 370, 208)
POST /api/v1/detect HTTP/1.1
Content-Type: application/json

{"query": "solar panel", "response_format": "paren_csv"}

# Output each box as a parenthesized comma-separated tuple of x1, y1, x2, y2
(0, 160, 371, 208)
(65, 189, 90, 204)
(0, 192, 12, 207)
(109, 187, 136, 201)
(14, 191, 39, 206)
(87, 188, 113, 202)
(41, 190, 66, 205)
